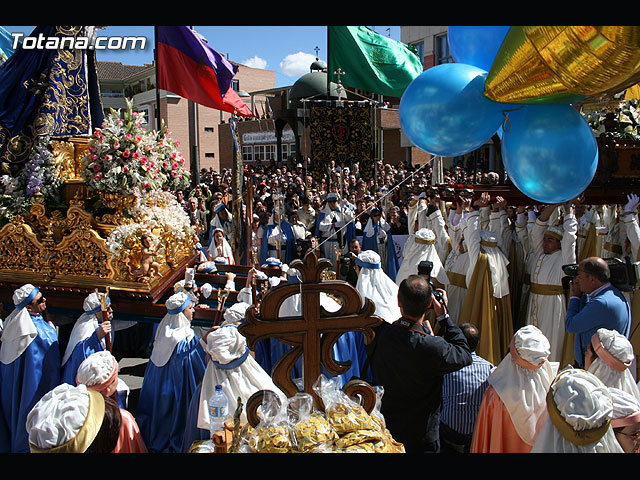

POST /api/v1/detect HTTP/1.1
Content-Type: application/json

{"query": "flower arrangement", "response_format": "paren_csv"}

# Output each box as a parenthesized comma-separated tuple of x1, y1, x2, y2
(131, 188, 195, 241)
(0, 136, 64, 224)
(81, 98, 161, 195)
(153, 123, 191, 191)
(106, 188, 196, 259)
(22, 136, 64, 201)
(82, 99, 193, 198)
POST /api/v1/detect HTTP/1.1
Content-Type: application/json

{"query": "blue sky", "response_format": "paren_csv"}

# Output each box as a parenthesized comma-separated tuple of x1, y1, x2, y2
(3, 25, 401, 88)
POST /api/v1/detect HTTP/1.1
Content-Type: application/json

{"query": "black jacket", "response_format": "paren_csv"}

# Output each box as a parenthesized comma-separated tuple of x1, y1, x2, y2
(367, 314, 472, 453)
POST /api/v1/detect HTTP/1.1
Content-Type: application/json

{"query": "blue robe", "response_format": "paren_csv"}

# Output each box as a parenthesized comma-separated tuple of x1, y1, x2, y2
(136, 336, 207, 453)
(181, 382, 210, 452)
(60, 330, 127, 409)
(259, 221, 297, 265)
(0, 314, 60, 453)
(361, 222, 399, 282)
(61, 329, 106, 386)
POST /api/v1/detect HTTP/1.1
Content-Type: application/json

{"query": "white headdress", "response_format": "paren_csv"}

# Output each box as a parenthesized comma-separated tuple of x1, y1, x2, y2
(531, 368, 623, 453)
(62, 292, 109, 365)
(488, 325, 556, 445)
(150, 292, 194, 367)
(196, 324, 285, 429)
(0, 284, 40, 364)
(356, 250, 401, 323)
(26, 383, 104, 453)
(587, 328, 639, 402)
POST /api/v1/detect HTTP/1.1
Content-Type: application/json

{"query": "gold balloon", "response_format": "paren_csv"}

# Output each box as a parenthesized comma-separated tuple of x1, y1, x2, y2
(484, 26, 640, 104)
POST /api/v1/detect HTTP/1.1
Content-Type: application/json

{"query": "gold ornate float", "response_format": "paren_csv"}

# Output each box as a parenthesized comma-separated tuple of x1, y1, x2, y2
(0, 102, 196, 295)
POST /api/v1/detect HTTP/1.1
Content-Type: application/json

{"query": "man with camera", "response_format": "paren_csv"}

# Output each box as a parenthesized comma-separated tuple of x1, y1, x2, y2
(565, 256, 631, 369)
(367, 274, 472, 453)
(339, 238, 361, 287)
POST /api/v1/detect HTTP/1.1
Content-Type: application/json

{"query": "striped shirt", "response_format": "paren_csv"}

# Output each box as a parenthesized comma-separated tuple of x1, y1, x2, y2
(440, 352, 494, 436)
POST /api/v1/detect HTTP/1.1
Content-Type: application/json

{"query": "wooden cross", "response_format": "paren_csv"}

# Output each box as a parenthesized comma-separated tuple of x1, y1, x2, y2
(239, 251, 382, 416)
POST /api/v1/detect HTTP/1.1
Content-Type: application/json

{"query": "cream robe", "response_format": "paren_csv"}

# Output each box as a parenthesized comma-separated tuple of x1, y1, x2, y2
(444, 221, 470, 325)
(492, 210, 526, 328)
(460, 210, 513, 365)
(621, 212, 640, 380)
(425, 207, 450, 265)
(524, 213, 577, 365)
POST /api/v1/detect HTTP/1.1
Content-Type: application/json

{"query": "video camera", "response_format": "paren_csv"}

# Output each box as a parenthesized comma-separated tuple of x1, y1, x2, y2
(418, 260, 444, 306)
(561, 256, 640, 292)
(339, 252, 355, 268)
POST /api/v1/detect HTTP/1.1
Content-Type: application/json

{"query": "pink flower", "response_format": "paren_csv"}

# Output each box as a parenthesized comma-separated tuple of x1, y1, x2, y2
(135, 135, 142, 143)
(113, 141, 120, 149)
(171, 170, 178, 177)
(123, 166, 129, 173)
(142, 182, 150, 189)
(172, 162, 179, 170)
(125, 133, 133, 140)
(140, 156, 148, 164)
(105, 154, 113, 162)
(91, 154, 98, 161)
(92, 163, 101, 172)
(162, 161, 168, 169)
(171, 152, 177, 160)
(94, 172, 103, 180)
(132, 151, 140, 159)
(122, 150, 130, 158)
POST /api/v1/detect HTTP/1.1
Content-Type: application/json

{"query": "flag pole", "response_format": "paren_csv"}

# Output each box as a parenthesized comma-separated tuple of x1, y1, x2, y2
(326, 25, 330, 99)
(154, 26, 162, 132)
(188, 26, 200, 190)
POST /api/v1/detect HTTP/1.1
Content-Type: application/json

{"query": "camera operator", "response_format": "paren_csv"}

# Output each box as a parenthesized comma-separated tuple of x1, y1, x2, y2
(367, 274, 472, 453)
(565, 256, 631, 368)
(339, 238, 361, 287)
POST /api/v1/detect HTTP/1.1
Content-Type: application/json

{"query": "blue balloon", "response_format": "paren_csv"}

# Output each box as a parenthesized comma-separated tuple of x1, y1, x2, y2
(400, 63, 506, 157)
(448, 26, 511, 72)
(502, 104, 598, 204)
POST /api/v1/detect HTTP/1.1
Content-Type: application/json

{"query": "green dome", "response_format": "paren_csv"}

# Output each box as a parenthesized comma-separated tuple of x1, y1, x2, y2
(289, 71, 346, 101)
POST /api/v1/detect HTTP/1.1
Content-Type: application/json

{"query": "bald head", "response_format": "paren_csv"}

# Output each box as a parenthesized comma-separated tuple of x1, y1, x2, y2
(576, 257, 610, 294)
(580, 257, 610, 283)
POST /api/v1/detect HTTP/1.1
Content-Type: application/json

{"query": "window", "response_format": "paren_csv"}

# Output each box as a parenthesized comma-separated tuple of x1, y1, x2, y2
(409, 41, 424, 65)
(434, 33, 452, 65)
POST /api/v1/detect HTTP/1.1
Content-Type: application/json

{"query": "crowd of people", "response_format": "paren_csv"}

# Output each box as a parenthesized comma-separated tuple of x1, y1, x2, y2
(2, 155, 640, 454)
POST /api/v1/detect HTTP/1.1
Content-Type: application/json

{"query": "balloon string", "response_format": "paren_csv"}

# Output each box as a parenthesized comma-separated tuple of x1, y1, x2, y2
(314, 159, 433, 254)
(501, 106, 525, 133)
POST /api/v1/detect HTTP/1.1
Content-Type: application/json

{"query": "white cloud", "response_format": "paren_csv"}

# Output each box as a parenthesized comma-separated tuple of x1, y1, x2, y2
(242, 55, 268, 69)
(279, 51, 317, 78)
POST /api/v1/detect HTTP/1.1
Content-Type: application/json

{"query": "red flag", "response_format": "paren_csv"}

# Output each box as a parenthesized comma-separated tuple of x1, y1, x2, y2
(156, 26, 254, 117)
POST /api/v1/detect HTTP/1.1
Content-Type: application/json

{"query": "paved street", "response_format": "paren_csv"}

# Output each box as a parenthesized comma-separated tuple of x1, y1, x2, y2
(117, 356, 147, 414)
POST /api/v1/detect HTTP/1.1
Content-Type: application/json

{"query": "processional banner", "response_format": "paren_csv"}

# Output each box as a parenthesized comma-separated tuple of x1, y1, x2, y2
(309, 104, 373, 184)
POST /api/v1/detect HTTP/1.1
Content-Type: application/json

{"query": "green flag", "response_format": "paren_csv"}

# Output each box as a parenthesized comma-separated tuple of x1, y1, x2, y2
(327, 26, 423, 98)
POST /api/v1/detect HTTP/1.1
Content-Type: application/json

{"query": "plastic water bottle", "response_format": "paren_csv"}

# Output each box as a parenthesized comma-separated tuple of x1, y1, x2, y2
(208, 384, 229, 438)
